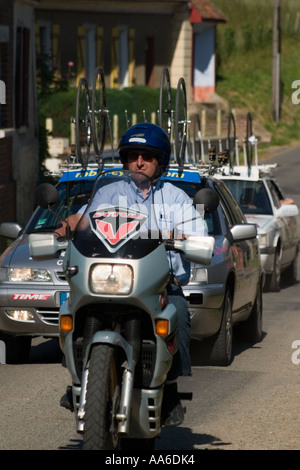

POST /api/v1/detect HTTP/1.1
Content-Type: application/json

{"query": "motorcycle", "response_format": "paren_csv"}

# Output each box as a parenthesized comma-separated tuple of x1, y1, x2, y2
(29, 169, 215, 450)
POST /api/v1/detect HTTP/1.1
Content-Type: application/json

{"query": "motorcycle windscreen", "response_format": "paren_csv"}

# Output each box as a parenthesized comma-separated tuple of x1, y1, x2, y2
(72, 170, 161, 259)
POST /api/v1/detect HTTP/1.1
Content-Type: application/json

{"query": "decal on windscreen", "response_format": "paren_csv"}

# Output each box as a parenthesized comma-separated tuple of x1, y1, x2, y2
(89, 207, 148, 253)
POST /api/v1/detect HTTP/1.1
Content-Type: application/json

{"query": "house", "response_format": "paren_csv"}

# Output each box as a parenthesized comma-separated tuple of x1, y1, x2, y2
(0, 0, 39, 232)
(35, 0, 226, 104)
(0, 0, 226, 236)
(189, 0, 227, 102)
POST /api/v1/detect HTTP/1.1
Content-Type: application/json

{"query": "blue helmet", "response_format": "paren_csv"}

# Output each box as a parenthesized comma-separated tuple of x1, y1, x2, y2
(118, 123, 171, 172)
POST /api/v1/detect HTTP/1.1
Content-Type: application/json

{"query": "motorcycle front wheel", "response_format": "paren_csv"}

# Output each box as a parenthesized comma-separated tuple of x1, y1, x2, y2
(83, 344, 121, 450)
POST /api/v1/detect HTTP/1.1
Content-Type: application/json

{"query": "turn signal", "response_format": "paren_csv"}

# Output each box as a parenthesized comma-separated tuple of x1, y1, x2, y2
(155, 319, 169, 336)
(60, 315, 73, 332)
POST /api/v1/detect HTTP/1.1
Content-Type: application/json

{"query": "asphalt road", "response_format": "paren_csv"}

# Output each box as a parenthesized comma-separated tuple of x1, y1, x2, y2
(1, 145, 300, 451)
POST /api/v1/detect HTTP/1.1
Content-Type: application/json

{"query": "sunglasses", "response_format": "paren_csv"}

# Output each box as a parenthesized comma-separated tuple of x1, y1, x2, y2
(127, 151, 155, 162)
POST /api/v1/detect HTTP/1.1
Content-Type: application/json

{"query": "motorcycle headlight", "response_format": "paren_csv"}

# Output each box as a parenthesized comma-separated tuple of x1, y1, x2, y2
(90, 264, 133, 295)
(8, 268, 52, 282)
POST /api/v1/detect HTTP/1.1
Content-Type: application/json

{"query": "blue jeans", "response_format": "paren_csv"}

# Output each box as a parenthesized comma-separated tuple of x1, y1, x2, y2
(166, 282, 192, 380)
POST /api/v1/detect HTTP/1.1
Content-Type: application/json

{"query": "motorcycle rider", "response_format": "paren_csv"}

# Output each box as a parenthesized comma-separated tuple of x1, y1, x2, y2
(58, 122, 208, 426)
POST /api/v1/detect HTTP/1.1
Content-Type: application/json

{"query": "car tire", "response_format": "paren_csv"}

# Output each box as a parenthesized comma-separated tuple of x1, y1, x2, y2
(237, 281, 263, 344)
(207, 290, 233, 366)
(266, 249, 281, 292)
(285, 250, 298, 285)
(1, 334, 32, 364)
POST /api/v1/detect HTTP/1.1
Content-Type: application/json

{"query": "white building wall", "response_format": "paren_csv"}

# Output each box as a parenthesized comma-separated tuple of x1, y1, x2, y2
(170, 5, 193, 105)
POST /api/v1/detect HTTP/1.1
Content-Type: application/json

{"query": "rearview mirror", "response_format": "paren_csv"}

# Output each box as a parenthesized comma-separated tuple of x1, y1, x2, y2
(174, 236, 215, 265)
(35, 183, 59, 208)
(277, 204, 298, 218)
(28, 233, 68, 260)
(194, 188, 219, 214)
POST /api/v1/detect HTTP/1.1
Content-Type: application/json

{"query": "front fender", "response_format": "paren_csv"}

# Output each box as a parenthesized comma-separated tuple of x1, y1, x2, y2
(86, 330, 133, 369)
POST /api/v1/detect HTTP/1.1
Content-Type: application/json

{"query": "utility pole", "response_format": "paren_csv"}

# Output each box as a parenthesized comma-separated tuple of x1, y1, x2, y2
(271, 0, 281, 123)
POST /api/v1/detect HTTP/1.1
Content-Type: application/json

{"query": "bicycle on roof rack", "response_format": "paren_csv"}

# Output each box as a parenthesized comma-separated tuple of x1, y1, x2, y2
(73, 67, 260, 180)
(158, 67, 190, 168)
(74, 67, 115, 168)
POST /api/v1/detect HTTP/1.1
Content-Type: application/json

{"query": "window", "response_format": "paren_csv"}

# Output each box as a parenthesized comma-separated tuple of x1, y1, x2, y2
(110, 27, 135, 89)
(267, 180, 282, 209)
(224, 179, 272, 215)
(77, 25, 103, 85)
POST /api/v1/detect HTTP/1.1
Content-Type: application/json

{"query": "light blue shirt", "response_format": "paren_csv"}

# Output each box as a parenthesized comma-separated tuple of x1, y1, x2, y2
(78, 178, 207, 284)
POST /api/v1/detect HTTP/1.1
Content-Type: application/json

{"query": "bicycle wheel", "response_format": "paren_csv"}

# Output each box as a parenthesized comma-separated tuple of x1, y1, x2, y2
(83, 344, 121, 450)
(91, 67, 107, 159)
(158, 67, 172, 137)
(245, 112, 253, 173)
(75, 77, 92, 167)
(174, 77, 187, 166)
(227, 112, 236, 173)
(192, 113, 201, 163)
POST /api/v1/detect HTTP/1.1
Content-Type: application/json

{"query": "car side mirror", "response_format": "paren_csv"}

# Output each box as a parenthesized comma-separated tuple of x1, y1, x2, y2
(28, 233, 68, 260)
(35, 183, 59, 209)
(173, 236, 215, 265)
(276, 204, 298, 218)
(193, 188, 219, 214)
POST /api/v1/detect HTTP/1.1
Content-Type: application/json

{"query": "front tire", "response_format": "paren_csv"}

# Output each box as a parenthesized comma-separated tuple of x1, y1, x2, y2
(285, 250, 298, 286)
(238, 282, 263, 343)
(208, 291, 233, 366)
(83, 344, 121, 450)
(266, 250, 281, 292)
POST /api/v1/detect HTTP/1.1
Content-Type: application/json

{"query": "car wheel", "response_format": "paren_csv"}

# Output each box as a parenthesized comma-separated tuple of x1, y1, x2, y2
(208, 290, 233, 366)
(1, 334, 32, 364)
(285, 250, 298, 285)
(238, 281, 263, 344)
(266, 249, 281, 292)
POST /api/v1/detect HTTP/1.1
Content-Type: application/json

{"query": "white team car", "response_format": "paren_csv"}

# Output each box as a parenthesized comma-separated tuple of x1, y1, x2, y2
(216, 164, 299, 292)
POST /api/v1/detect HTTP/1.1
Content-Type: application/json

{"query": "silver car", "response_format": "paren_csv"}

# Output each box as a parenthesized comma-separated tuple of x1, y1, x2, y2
(0, 164, 264, 368)
(0, 166, 97, 363)
(164, 167, 264, 366)
(216, 165, 299, 292)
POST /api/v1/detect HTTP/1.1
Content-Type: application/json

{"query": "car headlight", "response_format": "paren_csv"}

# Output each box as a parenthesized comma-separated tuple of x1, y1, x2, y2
(8, 268, 52, 282)
(5, 310, 34, 322)
(190, 267, 208, 283)
(90, 264, 133, 294)
(258, 233, 269, 246)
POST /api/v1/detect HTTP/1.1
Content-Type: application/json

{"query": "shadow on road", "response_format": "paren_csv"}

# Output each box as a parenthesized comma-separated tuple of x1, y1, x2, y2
(154, 426, 231, 450)
(29, 337, 63, 364)
(58, 428, 230, 451)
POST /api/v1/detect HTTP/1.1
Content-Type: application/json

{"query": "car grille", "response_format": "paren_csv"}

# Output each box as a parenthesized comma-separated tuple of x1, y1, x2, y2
(37, 308, 60, 326)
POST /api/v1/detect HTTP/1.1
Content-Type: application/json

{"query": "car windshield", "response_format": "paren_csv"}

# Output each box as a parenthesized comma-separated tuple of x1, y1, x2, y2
(25, 179, 95, 233)
(224, 179, 273, 215)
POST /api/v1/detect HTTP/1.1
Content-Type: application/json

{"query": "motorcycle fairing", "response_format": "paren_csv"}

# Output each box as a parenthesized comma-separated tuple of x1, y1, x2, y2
(89, 206, 148, 253)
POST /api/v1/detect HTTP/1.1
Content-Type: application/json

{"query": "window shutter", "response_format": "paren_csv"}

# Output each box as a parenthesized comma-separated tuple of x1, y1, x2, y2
(110, 27, 119, 88)
(128, 28, 135, 86)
